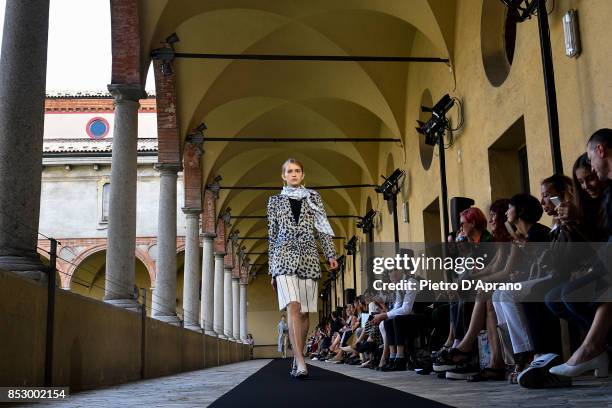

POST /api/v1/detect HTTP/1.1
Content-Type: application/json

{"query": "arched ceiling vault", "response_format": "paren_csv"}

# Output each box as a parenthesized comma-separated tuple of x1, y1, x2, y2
(140, 0, 452, 79)
(202, 97, 383, 185)
(172, 9, 406, 139)
(136, 0, 455, 272)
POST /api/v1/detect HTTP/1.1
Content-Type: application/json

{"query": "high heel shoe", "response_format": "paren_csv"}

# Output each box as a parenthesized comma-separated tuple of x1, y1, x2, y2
(549, 351, 609, 378)
(290, 358, 297, 377)
(294, 368, 309, 379)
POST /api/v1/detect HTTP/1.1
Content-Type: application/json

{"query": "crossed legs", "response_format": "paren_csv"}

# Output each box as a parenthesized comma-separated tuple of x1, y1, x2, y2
(566, 302, 612, 365)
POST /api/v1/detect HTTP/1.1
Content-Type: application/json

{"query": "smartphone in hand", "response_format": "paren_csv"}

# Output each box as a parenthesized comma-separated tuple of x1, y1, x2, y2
(550, 196, 561, 207)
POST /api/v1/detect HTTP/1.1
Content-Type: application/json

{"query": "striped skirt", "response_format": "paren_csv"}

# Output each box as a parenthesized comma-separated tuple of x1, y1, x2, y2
(276, 274, 318, 313)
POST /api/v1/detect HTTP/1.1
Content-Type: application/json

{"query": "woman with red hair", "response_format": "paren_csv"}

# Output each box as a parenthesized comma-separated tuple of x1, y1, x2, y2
(458, 207, 493, 243)
(433, 206, 495, 379)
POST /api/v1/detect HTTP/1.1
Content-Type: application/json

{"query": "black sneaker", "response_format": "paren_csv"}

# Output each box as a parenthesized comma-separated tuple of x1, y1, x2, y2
(445, 363, 479, 380)
(518, 353, 571, 388)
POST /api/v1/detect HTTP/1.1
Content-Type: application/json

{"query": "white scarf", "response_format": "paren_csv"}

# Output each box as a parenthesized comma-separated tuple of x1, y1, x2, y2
(280, 185, 335, 237)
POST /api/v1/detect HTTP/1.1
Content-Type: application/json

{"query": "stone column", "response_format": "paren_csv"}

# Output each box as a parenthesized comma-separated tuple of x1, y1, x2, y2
(240, 282, 248, 342)
(104, 84, 147, 310)
(152, 163, 181, 324)
(232, 278, 240, 340)
(0, 0, 50, 278)
(182, 209, 201, 330)
(213, 253, 225, 338)
(223, 266, 233, 339)
(201, 235, 215, 335)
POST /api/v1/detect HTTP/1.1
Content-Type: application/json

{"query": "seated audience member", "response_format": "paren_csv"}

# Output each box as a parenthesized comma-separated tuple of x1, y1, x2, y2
(372, 268, 419, 371)
(517, 174, 593, 388)
(311, 322, 333, 360)
(547, 130, 612, 378)
(434, 207, 493, 378)
(545, 154, 607, 333)
(329, 310, 343, 335)
(491, 193, 552, 384)
(494, 176, 579, 388)
(326, 304, 359, 363)
(436, 201, 511, 381)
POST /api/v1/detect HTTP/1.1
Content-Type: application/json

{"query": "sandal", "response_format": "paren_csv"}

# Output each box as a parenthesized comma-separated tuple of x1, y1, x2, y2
(467, 367, 506, 382)
(433, 348, 474, 372)
(360, 359, 372, 368)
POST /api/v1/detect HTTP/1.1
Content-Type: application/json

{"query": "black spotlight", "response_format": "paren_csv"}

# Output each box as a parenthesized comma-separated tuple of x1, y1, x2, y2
(196, 122, 207, 133)
(416, 94, 455, 146)
(375, 168, 405, 200)
(357, 209, 376, 234)
(166, 32, 180, 45)
(151, 33, 180, 76)
(344, 236, 357, 255)
(498, 0, 538, 22)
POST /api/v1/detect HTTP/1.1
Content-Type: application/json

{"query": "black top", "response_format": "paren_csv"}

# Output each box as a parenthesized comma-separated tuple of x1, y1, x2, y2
(603, 185, 612, 240)
(527, 222, 551, 242)
(289, 198, 302, 224)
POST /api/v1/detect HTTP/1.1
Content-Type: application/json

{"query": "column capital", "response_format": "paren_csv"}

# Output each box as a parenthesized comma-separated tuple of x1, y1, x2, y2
(154, 162, 183, 174)
(202, 232, 216, 239)
(214, 251, 226, 258)
(182, 207, 202, 215)
(232, 277, 240, 282)
(239, 282, 248, 287)
(107, 84, 147, 103)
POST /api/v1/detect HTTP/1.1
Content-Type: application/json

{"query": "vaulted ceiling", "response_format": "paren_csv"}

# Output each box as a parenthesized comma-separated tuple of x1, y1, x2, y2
(137, 0, 456, 273)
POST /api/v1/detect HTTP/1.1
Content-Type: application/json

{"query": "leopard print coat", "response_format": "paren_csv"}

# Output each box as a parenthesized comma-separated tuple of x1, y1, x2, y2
(267, 191, 336, 279)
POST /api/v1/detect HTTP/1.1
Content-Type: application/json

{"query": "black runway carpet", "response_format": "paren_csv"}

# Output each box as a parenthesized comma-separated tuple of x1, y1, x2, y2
(209, 359, 453, 408)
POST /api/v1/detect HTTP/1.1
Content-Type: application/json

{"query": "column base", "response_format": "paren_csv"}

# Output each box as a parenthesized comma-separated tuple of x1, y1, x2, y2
(184, 323, 202, 332)
(152, 314, 180, 326)
(217, 334, 228, 340)
(0, 255, 47, 281)
(104, 297, 140, 312)
(204, 330, 218, 337)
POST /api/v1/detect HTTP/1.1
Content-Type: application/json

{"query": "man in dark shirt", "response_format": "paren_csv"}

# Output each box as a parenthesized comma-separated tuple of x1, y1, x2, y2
(587, 128, 612, 239)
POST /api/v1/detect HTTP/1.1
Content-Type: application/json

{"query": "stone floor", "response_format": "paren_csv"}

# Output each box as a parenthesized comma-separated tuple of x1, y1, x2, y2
(27, 360, 271, 408)
(21, 358, 612, 407)
(309, 360, 612, 408)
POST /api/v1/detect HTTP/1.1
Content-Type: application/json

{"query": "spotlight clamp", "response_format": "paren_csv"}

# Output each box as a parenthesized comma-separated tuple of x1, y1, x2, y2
(151, 33, 180, 76)
(498, 0, 538, 22)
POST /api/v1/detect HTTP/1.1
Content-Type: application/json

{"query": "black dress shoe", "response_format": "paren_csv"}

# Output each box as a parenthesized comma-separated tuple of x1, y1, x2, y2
(392, 357, 407, 371)
(381, 359, 396, 372)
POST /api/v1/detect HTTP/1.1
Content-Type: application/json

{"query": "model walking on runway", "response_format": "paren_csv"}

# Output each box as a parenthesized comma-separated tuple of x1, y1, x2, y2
(268, 158, 338, 378)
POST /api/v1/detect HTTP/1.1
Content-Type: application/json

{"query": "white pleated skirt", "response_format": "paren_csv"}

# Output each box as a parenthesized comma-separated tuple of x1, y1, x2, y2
(276, 274, 318, 313)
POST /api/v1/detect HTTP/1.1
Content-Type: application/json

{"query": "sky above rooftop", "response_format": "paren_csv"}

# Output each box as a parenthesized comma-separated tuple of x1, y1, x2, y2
(0, 0, 154, 93)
